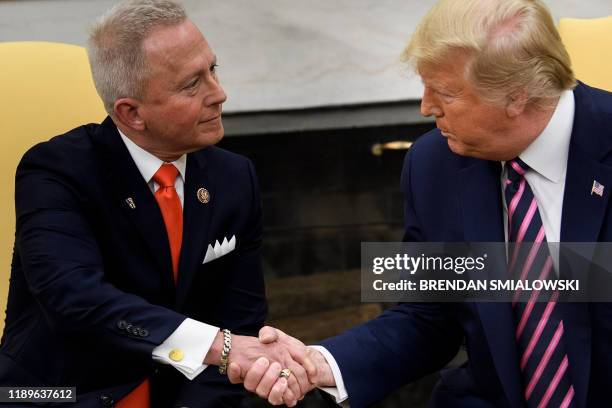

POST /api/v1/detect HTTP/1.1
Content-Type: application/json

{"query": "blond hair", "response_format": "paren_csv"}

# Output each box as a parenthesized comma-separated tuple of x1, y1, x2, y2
(403, 0, 575, 107)
(87, 0, 187, 115)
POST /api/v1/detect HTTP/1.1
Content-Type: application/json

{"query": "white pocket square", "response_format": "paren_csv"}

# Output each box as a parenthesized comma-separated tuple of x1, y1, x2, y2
(203, 235, 236, 264)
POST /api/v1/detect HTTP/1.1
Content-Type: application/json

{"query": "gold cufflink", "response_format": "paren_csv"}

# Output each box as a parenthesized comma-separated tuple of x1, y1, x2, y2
(169, 348, 184, 362)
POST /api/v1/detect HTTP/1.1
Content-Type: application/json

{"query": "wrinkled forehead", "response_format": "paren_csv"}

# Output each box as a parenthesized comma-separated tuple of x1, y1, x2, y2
(146, 23, 216, 81)
(418, 61, 470, 91)
(142, 20, 212, 64)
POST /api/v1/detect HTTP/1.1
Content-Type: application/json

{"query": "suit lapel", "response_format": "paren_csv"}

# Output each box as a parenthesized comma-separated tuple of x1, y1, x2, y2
(562, 82, 612, 244)
(175, 152, 215, 310)
(559, 146, 610, 408)
(556, 83, 612, 408)
(459, 160, 525, 408)
(561, 148, 612, 243)
(93, 117, 175, 291)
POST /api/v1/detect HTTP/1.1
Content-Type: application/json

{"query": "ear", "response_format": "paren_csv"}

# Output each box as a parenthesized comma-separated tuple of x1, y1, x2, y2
(505, 90, 529, 118)
(113, 98, 145, 132)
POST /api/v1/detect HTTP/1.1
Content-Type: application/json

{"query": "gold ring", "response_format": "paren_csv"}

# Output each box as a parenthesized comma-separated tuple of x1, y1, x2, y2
(279, 368, 291, 378)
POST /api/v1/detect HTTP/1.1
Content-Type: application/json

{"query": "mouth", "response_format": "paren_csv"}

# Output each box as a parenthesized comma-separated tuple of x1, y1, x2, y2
(199, 115, 221, 124)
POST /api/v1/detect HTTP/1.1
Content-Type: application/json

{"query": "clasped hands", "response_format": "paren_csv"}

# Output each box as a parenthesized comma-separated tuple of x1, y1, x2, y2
(225, 327, 335, 406)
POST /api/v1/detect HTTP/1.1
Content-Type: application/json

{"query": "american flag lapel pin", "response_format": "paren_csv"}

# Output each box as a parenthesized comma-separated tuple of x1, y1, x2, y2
(591, 180, 604, 197)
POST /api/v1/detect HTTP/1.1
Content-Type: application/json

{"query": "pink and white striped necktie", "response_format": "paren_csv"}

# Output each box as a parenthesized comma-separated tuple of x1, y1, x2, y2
(505, 158, 575, 408)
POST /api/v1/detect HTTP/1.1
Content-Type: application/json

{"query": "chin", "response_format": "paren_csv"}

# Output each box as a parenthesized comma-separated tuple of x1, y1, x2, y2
(212, 124, 224, 144)
(447, 139, 468, 156)
(196, 127, 224, 149)
(448, 141, 490, 160)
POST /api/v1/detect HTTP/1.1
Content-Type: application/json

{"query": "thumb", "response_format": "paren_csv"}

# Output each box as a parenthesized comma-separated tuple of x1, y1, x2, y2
(302, 355, 318, 380)
(227, 362, 242, 384)
(258, 326, 279, 343)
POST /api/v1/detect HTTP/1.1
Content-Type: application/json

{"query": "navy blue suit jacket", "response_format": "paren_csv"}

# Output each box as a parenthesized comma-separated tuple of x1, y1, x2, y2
(0, 117, 267, 407)
(320, 83, 612, 407)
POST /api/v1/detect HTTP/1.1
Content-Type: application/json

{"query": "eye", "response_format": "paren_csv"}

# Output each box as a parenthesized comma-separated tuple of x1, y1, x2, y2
(210, 63, 219, 74)
(185, 77, 200, 90)
(438, 91, 454, 103)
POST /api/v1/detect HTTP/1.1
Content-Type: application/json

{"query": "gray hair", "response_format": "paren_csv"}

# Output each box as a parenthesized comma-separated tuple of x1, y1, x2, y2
(87, 0, 187, 115)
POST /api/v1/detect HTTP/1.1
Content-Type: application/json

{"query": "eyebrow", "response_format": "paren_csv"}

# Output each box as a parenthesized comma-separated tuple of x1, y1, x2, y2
(425, 79, 458, 95)
(178, 55, 218, 87)
(423, 79, 445, 93)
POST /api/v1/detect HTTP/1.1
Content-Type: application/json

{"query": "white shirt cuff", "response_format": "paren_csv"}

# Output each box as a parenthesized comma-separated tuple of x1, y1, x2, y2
(310, 345, 349, 404)
(152, 318, 219, 380)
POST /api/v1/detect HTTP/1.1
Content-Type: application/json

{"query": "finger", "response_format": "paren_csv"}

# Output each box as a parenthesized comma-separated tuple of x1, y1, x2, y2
(304, 357, 318, 380)
(243, 357, 269, 392)
(285, 371, 301, 405)
(283, 388, 298, 407)
(302, 351, 318, 379)
(267, 378, 287, 406)
(287, 359, 310, 396)
(227, 362, 243, 384)
(254, 362, 282, 399)
(258, 326, 278, 343)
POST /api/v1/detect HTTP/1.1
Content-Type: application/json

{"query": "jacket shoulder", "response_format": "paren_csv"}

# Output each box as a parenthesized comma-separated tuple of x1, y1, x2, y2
(20, 123, 99, 170)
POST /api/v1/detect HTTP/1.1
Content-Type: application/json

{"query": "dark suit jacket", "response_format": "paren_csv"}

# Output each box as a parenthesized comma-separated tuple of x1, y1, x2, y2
(320, 83, 612, 407)
(0, 117, 267, 407)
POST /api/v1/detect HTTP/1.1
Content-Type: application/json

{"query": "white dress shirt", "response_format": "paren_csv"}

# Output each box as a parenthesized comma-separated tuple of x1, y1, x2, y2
(317, 89, 576, 405)
(119, 129, 219, 380)
(501, 89, 575, 244)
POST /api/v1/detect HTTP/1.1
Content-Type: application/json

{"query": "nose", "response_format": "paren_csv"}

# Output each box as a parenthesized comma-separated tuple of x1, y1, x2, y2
(204, 76, 227, 106)
(420, 87, 442, 118)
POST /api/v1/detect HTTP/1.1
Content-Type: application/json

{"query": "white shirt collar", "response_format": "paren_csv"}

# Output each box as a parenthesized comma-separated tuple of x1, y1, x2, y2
(519, 89, 575, 183)
(117, 128, 187, 184)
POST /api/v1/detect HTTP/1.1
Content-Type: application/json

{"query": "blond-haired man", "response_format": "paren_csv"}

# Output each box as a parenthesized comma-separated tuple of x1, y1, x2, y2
(0, 1, 312, 407)
(242, 1, 612, 407)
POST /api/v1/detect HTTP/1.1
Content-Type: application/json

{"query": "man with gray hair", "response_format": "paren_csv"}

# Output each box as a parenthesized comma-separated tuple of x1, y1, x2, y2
(0, 1, 312, 407)
(240, 0, 612, 407)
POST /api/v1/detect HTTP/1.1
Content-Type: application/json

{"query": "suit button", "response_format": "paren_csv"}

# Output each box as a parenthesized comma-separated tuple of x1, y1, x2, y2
(117, 320, 127, 330)
(139, 329, 149, 337)
(99, 395, 114, 407)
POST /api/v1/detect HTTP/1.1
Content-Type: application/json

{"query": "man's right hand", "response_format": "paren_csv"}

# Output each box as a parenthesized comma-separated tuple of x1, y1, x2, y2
(205, 330, 314, 406)
(258, 326, 336, 387)
(226, 326, 336, 406)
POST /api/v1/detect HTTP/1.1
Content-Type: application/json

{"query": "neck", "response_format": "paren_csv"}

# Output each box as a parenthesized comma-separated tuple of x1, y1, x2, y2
(116, 124, 182, 162)
(501, 98, 559, 161)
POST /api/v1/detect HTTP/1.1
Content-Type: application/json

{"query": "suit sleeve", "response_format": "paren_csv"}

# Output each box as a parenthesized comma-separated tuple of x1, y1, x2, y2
(318, 147, 464, 407)
(14, 148, 186, 358)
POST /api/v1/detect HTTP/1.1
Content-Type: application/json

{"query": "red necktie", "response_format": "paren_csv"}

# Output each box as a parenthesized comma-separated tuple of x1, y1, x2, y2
(117, 164, 183, 408)
(152, 163, 183, 283)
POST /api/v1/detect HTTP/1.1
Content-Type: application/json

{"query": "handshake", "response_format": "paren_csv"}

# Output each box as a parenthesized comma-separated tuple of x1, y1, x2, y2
(207, 326, 336, 406)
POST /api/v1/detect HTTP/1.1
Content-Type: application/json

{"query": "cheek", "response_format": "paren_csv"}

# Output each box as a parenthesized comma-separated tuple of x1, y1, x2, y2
(169, 102, 202, 128)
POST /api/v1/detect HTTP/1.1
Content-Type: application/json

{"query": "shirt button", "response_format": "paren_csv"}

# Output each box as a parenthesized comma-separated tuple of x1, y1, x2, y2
(169, 349, 184, 362)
